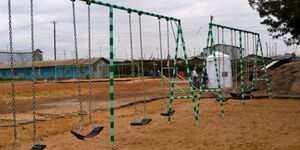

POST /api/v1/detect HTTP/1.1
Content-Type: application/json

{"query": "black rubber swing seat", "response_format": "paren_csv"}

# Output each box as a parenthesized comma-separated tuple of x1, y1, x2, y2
(245, 89, 252, 94)
(230, 92, 241, 98)
(71, 126, 104, 140)
(30, 144, 46, 150)
(130, 118, 152, 126)
(252, 87, 260, 92)
(160, 110, 176, 116)
(215, 98, 229, 102)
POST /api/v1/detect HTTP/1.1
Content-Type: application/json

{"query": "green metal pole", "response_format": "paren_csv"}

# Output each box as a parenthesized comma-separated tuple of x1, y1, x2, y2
(178, 22, 199, 126)
(210, 23, 259, 35)
(211, 27, 224, 117)
(239, 31, 246, 105)
(197, 23, 212, 115)
(108, 6, 115, 147)
(258, 35, 272, 98)
(80, 0, 179, 22)
(168, 24, 180, 124)
(251, 34, 258, 99)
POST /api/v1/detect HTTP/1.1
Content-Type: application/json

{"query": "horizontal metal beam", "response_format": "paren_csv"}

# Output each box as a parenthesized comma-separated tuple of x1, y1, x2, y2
(78, 0, 180, 22)
(210, 23, 259, 35)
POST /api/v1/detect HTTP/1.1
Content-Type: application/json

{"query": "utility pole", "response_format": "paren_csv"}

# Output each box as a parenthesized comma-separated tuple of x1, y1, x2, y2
(51, 21, 57, 60)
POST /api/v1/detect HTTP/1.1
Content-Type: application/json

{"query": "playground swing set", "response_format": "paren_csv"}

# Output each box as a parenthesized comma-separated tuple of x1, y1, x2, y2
(197, 17, 272, 117)
(6, 0, 272, 149)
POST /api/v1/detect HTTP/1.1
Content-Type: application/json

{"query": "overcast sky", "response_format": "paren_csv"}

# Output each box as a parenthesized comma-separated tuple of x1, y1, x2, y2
(0, 0, 298, 60)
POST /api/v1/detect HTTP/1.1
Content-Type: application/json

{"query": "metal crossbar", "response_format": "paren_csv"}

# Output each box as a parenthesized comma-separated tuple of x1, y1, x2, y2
(210, 23, 259, 35)
(79, 0, 179, 21)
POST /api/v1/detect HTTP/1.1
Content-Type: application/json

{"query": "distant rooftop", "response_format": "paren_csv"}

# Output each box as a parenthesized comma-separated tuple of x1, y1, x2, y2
(0, 57, 128, 69)
(0, 49, 43, 54)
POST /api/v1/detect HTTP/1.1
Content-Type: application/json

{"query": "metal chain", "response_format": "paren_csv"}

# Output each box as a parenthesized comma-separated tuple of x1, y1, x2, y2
(71, 0, 84, 128)
(230, 30, 236, 90)
(244, 33, 248, 85)
(217, 27, 221, 84)
(138, 14, 147, 117)
(231, 30, 233, 46)
(222, 27, 224, 44)
(253, 34, 257, 87)
(87, 2, 94, 126)
(30, 0, 38, 144)
(158, 18, 166, 111)
(166, 20, 170, 77)
(222, 28, 225, 87)
(8, 0, 18, 148)
(170, 21, 177, 42)
(234, 31, 238, 88)
(158, 18, 163, 73)
(247, 33, 250, 85)
(166, 20, 171, 111)
(217, 27, 220, 44)
(128, 12, 138, 120)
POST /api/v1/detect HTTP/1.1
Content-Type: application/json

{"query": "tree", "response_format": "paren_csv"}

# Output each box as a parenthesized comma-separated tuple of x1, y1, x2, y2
(249, 0, 300, 45)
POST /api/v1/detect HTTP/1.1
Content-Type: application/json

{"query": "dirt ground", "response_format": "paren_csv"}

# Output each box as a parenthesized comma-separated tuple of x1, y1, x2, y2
(259, 62, 300, 96)
(1, 63, 300, 150)
(0, 98, 299, 150)
(0, 78, 165, 114)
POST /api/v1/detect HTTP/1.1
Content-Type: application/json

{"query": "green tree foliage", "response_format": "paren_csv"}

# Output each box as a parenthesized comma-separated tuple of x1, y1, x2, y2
(249, 0, 300, 45)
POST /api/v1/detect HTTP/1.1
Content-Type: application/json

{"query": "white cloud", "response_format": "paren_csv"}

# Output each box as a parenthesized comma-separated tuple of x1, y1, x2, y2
(0, 0, 294, 60)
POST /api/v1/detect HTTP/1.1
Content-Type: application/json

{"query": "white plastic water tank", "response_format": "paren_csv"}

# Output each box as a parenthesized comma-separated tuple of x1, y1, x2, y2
(206, 51, 233, 88)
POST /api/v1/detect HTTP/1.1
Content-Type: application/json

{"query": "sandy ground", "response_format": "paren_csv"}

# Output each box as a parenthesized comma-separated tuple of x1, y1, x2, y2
(0, 78, 168, 114)
(0, 98, 300, 150)
(1, 63, 300, 150)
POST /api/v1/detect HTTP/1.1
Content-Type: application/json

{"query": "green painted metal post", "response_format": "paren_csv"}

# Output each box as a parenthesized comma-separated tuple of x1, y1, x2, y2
(108, 6, 115, 147)
(178, 21, 199, 126)
(197, 23, 212, 115)
(257, 35, 272, 98)
(197, 23, 224, 117)
(239, 31, 246, 105)
(211, 27, 224, 117)
(251, 34, 258, 99)
(168, 25, 180, 124)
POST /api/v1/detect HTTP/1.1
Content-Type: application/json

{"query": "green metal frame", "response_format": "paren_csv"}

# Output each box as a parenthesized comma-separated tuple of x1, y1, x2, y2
(253, 35, 272, 98)
(198, 23, 224, 119)
(75, 0, 196, 146)
(198, 22, 272, 120)
(167, 21, 199, 126)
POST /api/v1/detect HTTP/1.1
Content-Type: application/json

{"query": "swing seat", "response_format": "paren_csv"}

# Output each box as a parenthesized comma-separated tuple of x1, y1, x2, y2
(245, 89, 252, 94)
(71, 126, 104, 140)
(230, 92, 241, 98)
(252, 87, 260, 92)
(160, 110, 175, 116)
(130, 118, 152, 126)
(215, 98, 229, 102)
(30, 144, 46, 150)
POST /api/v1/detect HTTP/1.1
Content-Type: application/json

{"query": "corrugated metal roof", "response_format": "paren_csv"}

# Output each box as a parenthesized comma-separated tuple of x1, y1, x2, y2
(0, 49, 43, 54)
(0, 58, 102, 69)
